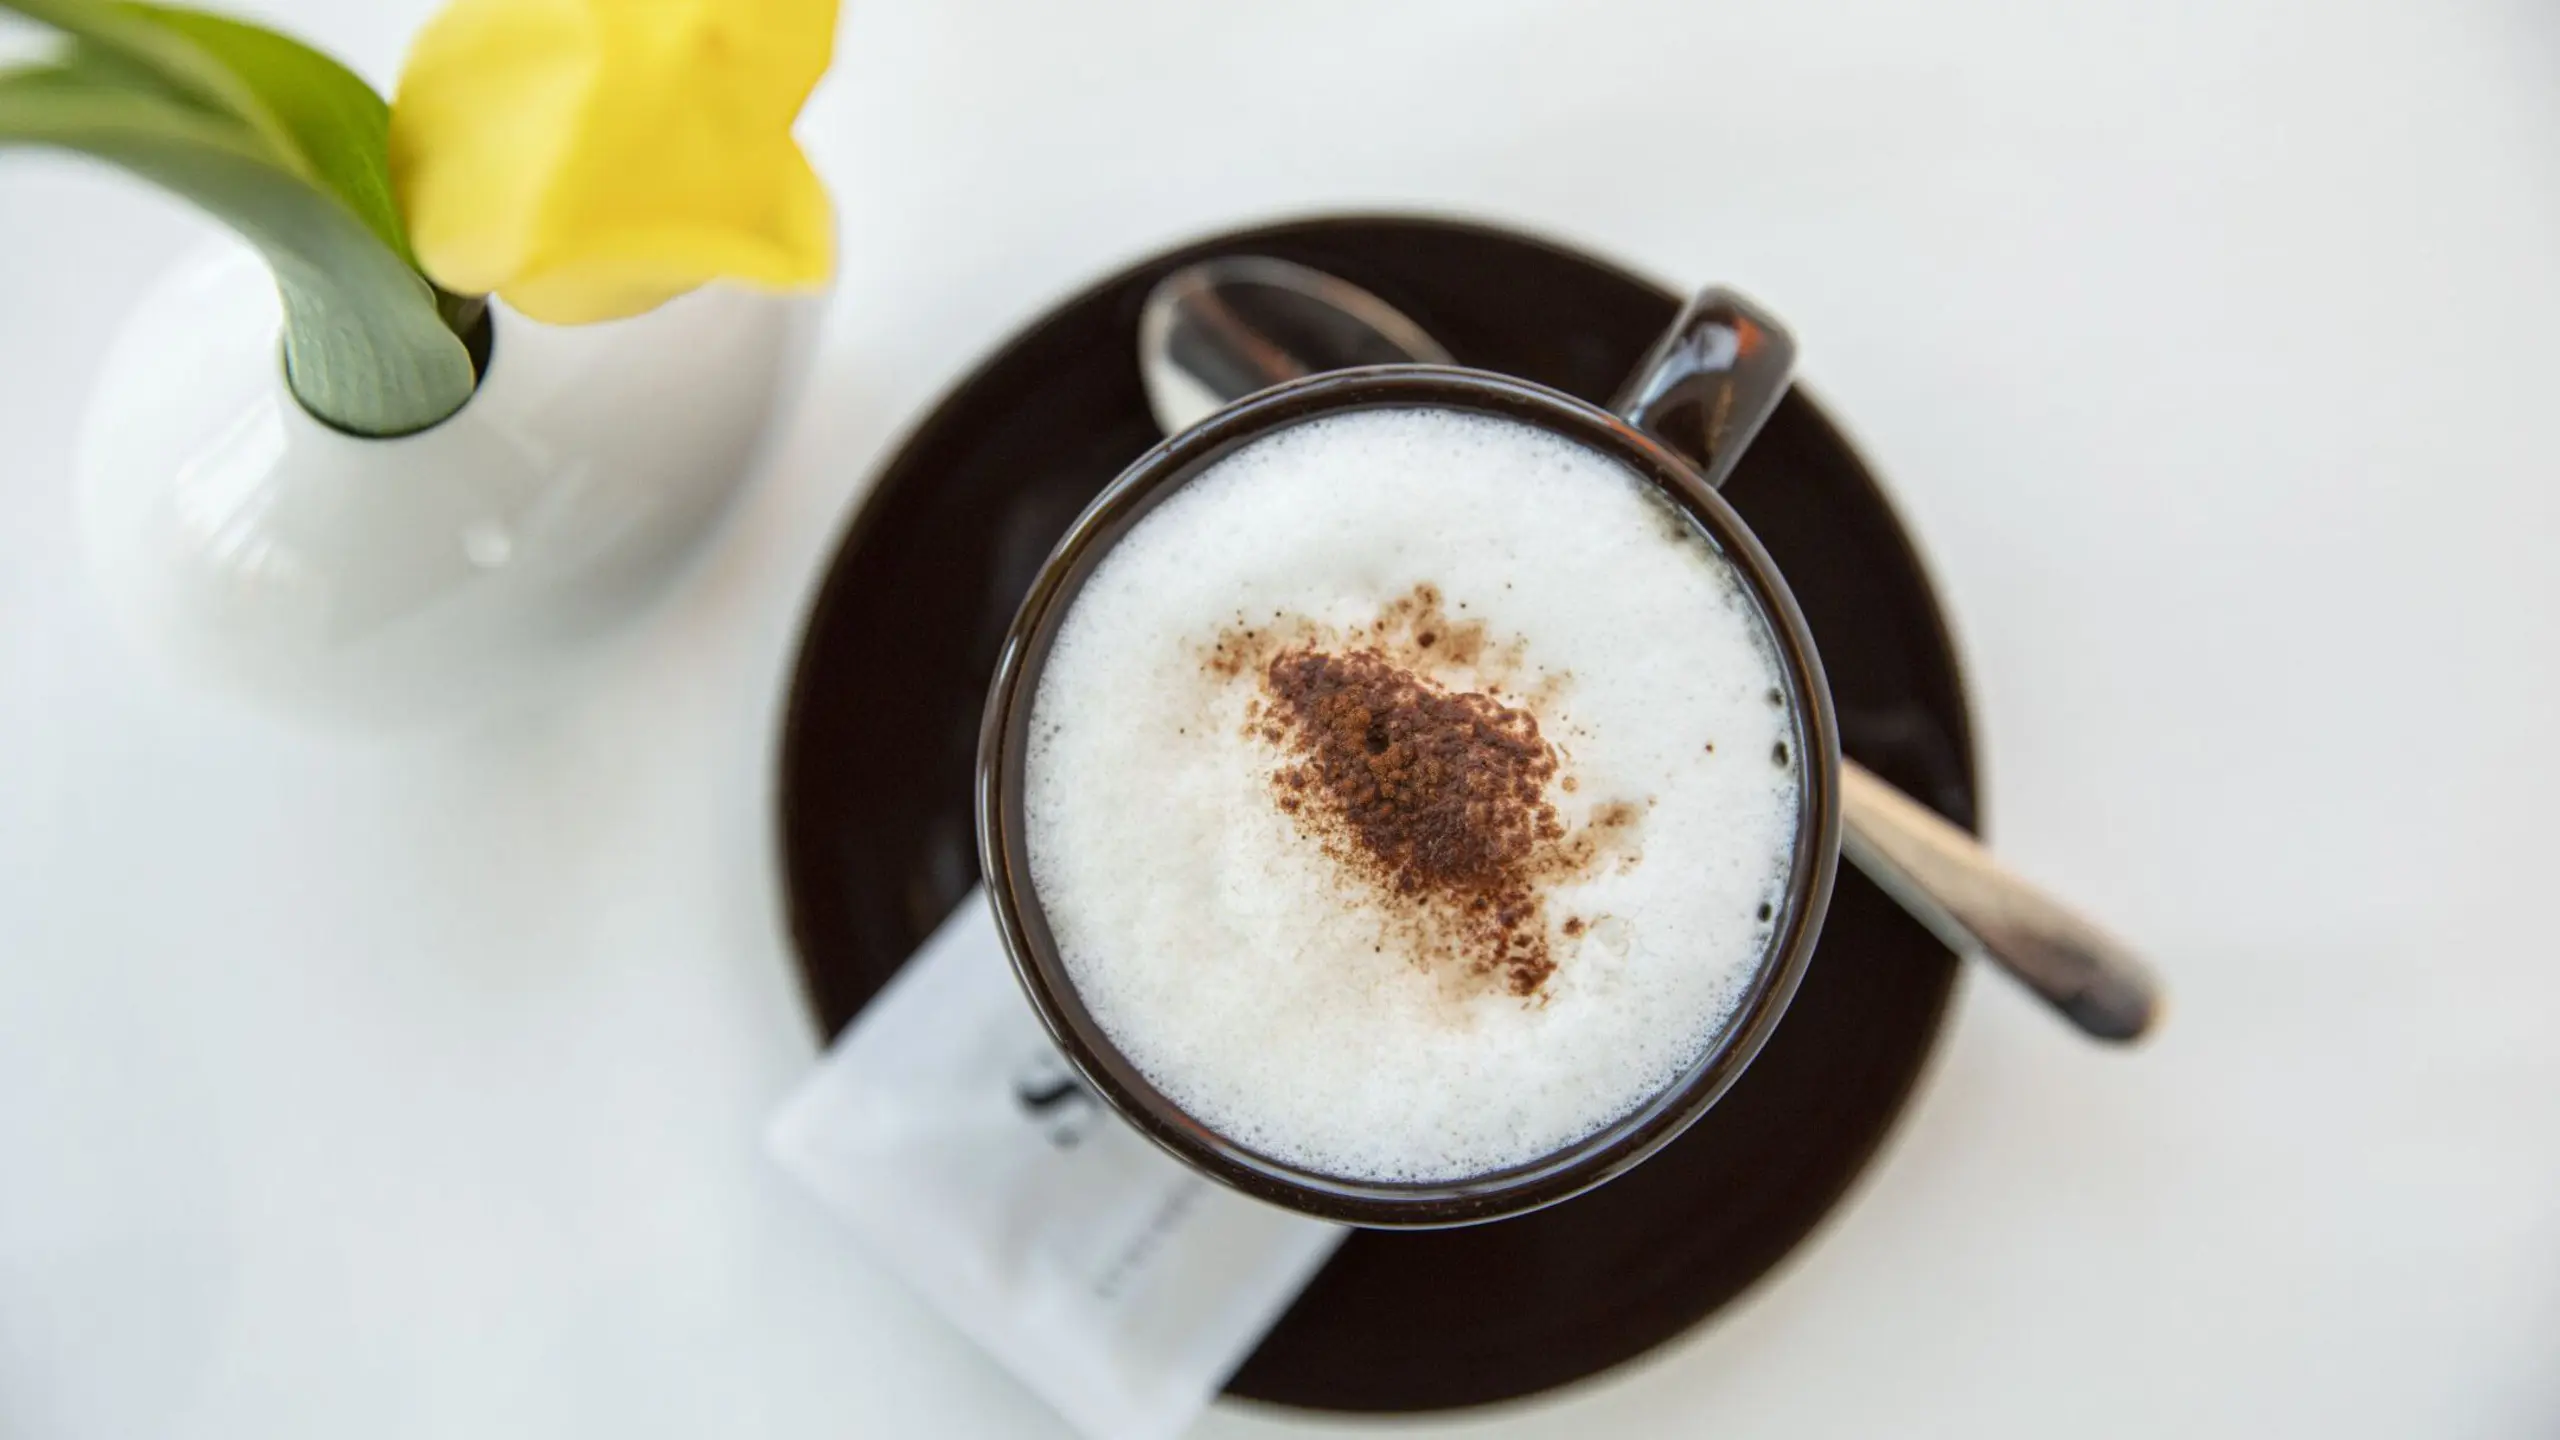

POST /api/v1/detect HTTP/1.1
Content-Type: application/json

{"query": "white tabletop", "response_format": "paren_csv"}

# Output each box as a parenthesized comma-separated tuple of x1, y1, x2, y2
(5, 0, 2557, 1435)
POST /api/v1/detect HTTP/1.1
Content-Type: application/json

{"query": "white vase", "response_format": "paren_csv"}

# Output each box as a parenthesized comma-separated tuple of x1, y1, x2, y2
(77, 240, 819, 731)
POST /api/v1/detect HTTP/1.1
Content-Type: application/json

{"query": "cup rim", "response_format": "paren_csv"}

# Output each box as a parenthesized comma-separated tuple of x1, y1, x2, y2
(976, 365, 1843, 1228)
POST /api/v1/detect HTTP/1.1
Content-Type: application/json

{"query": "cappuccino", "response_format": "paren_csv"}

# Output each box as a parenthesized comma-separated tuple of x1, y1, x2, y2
(1022, 407, 1803, 1183)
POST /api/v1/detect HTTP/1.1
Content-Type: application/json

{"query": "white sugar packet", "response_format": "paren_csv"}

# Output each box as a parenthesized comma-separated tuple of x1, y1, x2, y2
(767, 889, 1346, 1440)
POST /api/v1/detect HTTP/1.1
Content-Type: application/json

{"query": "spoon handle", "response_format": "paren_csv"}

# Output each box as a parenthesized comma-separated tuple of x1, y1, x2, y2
(1839, 766, 2160, 1040)
(1607, 286, 2162, 1041)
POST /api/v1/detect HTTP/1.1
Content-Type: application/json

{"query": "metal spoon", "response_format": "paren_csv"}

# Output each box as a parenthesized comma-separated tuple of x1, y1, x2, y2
(1137, 255, 2161, 1042)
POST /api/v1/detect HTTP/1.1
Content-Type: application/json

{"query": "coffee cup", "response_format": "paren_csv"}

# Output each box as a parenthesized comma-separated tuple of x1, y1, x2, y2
(978, 293, 1842, 1227)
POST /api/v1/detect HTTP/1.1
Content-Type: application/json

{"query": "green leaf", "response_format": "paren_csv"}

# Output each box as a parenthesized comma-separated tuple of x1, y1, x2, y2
(2, 0, 416, 266)
(121, 5, 414, 266)
(0, 55, 477, 435)
(1, 0, 269, 120)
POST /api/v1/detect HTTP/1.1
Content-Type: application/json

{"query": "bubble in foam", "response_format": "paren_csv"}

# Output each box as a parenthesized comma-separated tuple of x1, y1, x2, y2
(1023, 406, 1804, 1184)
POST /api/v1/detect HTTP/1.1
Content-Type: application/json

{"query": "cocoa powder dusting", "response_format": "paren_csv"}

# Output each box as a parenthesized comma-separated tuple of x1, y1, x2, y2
(1262, 647, 1567, 995)
(1196, 583, 1644, 1001)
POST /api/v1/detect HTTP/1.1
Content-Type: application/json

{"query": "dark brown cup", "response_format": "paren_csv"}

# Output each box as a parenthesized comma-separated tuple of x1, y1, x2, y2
(978, 344, 1842, 1228)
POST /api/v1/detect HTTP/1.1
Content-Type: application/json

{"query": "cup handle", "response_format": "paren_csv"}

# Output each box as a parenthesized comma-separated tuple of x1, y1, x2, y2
(1608, 288, 1799, 491)
(1610, 288, 2164, 1043)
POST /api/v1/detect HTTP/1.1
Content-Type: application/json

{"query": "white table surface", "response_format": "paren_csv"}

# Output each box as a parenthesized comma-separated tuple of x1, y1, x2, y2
(6, 0, 2558, 1435)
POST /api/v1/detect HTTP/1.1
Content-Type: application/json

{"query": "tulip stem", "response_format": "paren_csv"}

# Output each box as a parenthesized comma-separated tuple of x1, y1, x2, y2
(434, 287, 493, 376)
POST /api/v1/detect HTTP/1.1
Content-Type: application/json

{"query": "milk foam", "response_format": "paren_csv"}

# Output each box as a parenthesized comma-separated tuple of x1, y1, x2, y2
(1022, 407, 1803, 1183)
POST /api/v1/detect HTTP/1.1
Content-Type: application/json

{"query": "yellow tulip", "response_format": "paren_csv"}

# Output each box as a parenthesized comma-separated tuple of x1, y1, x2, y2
(387, 0, 835, 325)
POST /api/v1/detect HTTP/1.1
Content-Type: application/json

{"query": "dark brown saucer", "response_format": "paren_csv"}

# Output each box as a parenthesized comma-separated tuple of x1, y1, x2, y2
(777, 215, 1978, 1414)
